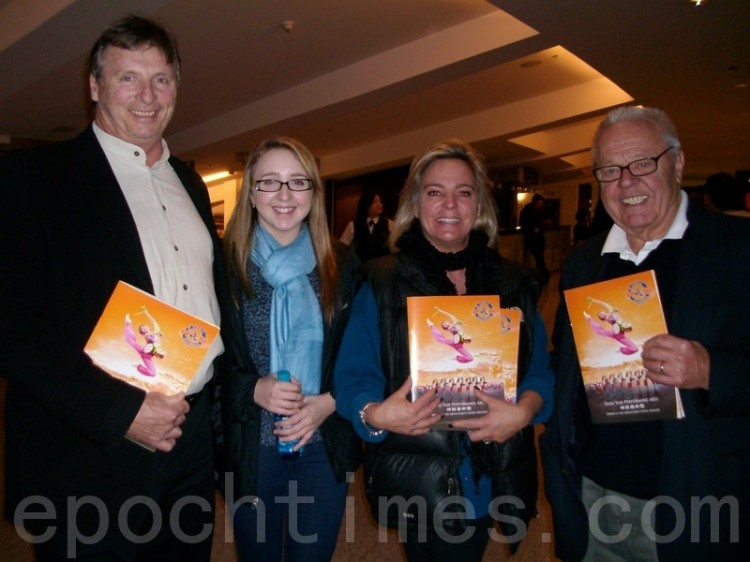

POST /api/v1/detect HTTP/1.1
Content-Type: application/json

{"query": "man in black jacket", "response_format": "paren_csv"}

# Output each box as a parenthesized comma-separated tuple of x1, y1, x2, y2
(541, 106, 750, 561)
(0, 15, 228, 561)
(519, 193, 549, 284)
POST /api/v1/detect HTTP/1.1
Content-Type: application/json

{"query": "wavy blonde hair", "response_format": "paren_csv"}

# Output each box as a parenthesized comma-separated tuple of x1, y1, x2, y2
(223, 137, 339, 323)
(389, 138, 498, 251)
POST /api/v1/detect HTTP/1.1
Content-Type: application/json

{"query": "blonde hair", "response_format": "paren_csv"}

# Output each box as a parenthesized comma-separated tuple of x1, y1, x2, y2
(389, 138, 498, 251)
(223, 137, 339, 323)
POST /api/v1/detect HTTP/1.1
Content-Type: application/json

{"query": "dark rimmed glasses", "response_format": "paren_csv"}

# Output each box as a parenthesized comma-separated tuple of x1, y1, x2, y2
(593, 146, 676, 183)
(254, 178, 313, 192)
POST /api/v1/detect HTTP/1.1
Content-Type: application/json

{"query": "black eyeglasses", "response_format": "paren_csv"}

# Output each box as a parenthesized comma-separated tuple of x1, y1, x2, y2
(254, 179, 313, 192)
(593, 146, 676, 183)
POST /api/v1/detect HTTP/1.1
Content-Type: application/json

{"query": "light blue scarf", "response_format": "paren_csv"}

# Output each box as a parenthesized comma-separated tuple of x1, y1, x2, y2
(251, 223, 323, 395)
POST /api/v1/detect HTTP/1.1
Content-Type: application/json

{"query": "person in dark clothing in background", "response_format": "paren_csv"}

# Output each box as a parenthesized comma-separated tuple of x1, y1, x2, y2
(519, 193, 549, 284)
(339, 189, 394, 262)
(705, 171, 750, 217)
(589, 198, 614, 236)
(573, 207, 592, 246)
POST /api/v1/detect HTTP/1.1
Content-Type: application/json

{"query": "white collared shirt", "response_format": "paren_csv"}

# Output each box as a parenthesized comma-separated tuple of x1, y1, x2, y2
(93, 123, 224, 393)
(601, 191, 689, 265)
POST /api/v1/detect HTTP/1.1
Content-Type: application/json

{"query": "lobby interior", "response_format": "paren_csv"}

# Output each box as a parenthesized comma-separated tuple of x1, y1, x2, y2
(1, 1, 749, 560)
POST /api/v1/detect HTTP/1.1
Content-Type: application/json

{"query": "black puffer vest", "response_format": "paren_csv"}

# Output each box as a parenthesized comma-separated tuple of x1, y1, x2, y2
(360, 247, 540, 549)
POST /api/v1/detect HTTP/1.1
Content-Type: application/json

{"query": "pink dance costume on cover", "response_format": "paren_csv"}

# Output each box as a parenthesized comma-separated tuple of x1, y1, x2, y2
(123, 308, 166, 376)
(584, 297, 638, 355)
(427, 306, 474, 363)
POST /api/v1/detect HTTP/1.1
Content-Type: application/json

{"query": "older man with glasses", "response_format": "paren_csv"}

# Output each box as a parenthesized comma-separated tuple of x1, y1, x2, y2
(541, 106, 750, 562)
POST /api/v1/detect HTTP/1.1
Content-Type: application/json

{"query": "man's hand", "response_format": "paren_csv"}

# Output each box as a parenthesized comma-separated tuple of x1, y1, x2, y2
(642, 334, 710, 390)
(126, 392, 189, 452)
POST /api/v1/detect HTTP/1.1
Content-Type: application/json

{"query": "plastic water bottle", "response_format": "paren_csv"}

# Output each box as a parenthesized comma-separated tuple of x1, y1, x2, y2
(274, 370, 302, 459)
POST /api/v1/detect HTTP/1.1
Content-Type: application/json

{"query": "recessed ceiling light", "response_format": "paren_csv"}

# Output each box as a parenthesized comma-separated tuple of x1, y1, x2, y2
(690, 0, 706, 5)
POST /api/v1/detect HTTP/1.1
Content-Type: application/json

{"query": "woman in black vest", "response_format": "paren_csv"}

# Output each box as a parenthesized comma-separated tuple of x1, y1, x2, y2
(339, 189, 394, 262)
(334, 139, 554, 562)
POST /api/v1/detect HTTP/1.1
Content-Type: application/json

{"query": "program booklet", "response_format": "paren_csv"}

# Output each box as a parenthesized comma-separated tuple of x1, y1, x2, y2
(564, 270, 684, 423)
(84, 281, 220, 395)
(407, 295, 521, 428)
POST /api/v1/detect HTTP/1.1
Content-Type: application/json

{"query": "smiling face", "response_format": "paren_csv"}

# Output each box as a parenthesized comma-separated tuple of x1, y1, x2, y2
(596, 120, 684, 252)
(415, 158, 479, 253)
(90, 45, 177, 166)
(250, 148, 313, 245)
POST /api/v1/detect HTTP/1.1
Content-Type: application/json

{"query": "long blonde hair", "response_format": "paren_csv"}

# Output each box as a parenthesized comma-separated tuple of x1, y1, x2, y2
(389, 138, 498, 251)
(223, 137, 339, 323)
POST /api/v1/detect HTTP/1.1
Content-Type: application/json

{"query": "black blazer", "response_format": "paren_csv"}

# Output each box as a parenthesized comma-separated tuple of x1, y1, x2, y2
(0, 126, 230, 542)
(540, 201, 750, 561)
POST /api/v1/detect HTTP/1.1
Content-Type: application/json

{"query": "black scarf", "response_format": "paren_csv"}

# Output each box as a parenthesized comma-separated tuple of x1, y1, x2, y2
(397, 222, 498, 489)
(396, 222, 496, 294)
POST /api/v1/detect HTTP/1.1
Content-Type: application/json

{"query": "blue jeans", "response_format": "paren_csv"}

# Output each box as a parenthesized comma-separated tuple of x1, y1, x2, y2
(233, 441, 348, 562)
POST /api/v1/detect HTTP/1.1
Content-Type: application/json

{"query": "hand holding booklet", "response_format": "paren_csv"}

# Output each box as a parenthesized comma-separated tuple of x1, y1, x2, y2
(563, 270, 684, 423)
(84, 281, 220, 396)
(407, 295, 521, 428)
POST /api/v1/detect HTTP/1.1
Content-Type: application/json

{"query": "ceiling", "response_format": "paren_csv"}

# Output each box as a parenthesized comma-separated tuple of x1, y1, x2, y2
(1, 0, 748, 186)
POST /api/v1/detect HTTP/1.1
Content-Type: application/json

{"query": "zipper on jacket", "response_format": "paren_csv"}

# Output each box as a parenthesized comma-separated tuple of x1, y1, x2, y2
(447, 476, 456, 496)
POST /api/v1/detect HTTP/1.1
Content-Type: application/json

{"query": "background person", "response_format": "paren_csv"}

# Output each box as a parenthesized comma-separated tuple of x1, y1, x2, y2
(334, 139, 554, 562)
(588, 198, 614, 237)
(519, 193, 550, 285)
(704, 171, 750, 217)
(221, 137, 361, 562)
(339, 189, 394, 262)
(0, 15, 228, 561)
(541, 106, 750, 562)
(572, 207, 592, 246)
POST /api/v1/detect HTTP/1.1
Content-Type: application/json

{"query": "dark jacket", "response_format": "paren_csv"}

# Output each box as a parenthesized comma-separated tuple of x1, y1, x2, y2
(222, 242, 363, 501)
(360, 248, 540, 548)
(0, 126, 231, 554)
(540, 201, 750, 562)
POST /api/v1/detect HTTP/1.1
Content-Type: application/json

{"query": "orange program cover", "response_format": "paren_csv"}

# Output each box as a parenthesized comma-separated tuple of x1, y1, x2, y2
(407, 295, 521, 427)
(84, 281, 220, 395)
(564, 270, 684, 423)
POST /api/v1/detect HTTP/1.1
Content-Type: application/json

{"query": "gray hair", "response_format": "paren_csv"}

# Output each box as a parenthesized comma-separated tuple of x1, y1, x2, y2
(592, 106, 681, 166)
